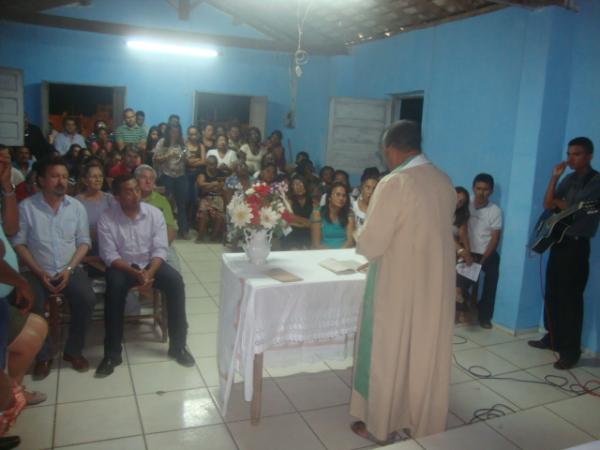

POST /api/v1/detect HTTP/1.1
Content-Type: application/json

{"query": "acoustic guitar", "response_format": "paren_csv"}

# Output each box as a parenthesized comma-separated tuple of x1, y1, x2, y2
(529, 200, 600, 254)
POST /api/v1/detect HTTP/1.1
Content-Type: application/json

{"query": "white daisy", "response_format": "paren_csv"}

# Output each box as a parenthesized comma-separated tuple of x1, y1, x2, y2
(230, 202, 253, 228)
(259, 207, 279, 229)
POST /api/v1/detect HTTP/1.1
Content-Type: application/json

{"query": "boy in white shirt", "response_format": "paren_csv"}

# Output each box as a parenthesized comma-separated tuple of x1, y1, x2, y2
(465, 173, 502, 329)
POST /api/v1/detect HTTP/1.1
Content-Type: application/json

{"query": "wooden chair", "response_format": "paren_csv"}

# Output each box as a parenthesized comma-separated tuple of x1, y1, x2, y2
(46, 274, 169, 356)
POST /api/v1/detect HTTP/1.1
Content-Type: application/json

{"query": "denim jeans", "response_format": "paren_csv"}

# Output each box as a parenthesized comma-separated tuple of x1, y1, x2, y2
(160, 174, 189, 234)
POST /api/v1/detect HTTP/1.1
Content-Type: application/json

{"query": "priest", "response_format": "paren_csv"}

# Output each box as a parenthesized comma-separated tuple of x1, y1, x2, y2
(350, 120, 456, 443)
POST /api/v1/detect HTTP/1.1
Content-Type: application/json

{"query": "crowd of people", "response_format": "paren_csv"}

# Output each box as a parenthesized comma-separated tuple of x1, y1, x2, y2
(1, 108, 502, 441)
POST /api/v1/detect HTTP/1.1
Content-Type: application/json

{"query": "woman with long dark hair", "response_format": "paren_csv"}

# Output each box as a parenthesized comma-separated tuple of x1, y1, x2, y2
(310, 181, 355, 249)
(144, 125, 161, 165)
(153, 123, 190, 239)
(282, 175, 313, 249)
(454, 186, 473, 318)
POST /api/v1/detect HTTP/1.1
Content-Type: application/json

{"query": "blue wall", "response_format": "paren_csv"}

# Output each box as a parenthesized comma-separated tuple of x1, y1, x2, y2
(0, 1, 332, 166)
(1, 0, 598, 351)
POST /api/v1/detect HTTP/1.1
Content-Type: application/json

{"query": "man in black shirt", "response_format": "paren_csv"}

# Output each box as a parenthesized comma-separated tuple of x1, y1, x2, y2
(529, 137, 600, 369)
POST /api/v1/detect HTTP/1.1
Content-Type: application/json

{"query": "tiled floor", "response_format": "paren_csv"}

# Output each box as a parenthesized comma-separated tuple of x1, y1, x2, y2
(13, 241, 600, 450)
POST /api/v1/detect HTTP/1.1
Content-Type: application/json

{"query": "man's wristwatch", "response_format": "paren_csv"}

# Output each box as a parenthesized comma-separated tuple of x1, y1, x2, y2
(66, 266, 74, 275)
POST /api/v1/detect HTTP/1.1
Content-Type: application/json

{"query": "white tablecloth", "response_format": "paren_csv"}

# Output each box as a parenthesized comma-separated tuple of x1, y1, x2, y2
(217, 249, 367, 414)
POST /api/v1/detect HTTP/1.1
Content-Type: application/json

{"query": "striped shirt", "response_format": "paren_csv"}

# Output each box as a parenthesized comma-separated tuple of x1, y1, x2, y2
(115, 124, 146, 145)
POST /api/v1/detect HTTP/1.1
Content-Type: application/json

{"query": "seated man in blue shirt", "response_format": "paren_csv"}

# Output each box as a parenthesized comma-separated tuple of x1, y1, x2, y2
(95, 174, 194, 377)
(12, 158, 96, 380)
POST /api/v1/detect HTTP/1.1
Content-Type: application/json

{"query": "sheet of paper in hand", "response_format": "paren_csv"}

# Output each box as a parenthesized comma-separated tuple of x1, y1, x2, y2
(456, 262, 482, 282)
(267, 268, 303, 282)
(319, 258, 365, 275)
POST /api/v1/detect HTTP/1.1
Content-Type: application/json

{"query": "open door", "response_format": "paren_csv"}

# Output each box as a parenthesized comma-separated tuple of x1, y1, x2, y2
(326, 97, 392, 174)
(0, 67, 24, 146)
(249, 96, 267, 139)
(112, 86, 126, 128)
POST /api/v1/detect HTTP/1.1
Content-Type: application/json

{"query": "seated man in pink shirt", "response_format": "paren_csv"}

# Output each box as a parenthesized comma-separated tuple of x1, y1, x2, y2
(95, 174, 194, 377)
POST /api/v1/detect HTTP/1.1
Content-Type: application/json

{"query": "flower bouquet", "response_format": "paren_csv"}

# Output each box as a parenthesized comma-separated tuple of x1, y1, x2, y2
(227, 181, 292, 264)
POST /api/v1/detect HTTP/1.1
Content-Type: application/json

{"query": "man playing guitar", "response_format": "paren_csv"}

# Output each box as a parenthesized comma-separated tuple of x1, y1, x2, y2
(529, 137, 600, 369)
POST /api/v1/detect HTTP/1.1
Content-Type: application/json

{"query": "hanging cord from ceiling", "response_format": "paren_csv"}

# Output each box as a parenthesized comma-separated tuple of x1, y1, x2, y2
(287, 0, 313, 128)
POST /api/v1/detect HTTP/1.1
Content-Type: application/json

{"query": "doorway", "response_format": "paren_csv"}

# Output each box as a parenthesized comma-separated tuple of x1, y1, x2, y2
(41, 82, 126, 137)
(392, 91, 424, 128)
(193, 91, 267, 138)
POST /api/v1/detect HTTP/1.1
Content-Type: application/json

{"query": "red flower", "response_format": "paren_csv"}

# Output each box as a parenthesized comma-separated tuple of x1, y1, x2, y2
(254, 185, 271, 197)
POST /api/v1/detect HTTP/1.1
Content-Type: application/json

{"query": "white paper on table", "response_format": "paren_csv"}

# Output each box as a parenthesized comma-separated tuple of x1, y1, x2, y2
(456, 262, 482, 282)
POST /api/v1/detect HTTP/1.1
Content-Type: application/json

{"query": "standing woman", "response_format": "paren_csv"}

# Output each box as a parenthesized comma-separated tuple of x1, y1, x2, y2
(186, 125, 206, 226)
(311, 181, 355, 249)
(144, 126, 161, 165)
(239, 127, 266, 174)
(351, 173, 379, 235)
(153, 123, 190, 239)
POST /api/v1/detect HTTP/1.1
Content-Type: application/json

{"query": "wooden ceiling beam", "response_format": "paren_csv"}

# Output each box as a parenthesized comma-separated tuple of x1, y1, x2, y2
(0, 11, 347, 55)
(0, 0, 82, 13)
(487, 0, 576, 9)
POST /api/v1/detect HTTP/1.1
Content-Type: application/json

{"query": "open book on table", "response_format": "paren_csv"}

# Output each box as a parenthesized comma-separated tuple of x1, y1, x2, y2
(319, 258, 367, 275)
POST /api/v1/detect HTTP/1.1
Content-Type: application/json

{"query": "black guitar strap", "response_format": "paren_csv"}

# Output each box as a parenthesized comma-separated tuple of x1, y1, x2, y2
(582, 169, 599, 188)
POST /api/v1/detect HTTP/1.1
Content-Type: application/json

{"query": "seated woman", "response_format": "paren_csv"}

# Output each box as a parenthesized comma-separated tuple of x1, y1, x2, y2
(351, 172, 379, 235)
(281, 176, 313, 250)
(311, 181, 355, 249)
(196, 156, 226, 242)
(206, 135, 237, 176)
(0, 236, 47, 408)
(454, 186, 474, 319)
(76, 162, 114, 271)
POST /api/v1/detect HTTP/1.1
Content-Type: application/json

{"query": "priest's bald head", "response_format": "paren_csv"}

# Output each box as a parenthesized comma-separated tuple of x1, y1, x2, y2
(381, 120, 422, 170)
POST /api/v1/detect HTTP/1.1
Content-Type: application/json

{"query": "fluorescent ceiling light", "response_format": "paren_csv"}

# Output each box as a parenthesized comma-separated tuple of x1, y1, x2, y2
(126, 39, 218, 58)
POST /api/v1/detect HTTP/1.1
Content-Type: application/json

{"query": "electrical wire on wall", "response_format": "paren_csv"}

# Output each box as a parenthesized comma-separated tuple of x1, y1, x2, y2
(287, 0, 313, 128)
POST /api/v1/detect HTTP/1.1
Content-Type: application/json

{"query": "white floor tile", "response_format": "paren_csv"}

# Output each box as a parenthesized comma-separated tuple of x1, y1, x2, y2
(448, 381, 519, 423)
(455, 326, 518, 347)
(301, 404, 373, 450)
(450, 364, 474, 384)
(130, 360, 204, 394)
(546, 394, 600, 438)
(417, 422, 518, 450)
(137, 388, 222, 433)
(54, 396, 142, 447)
(58, 364, 133, 403)
(187, 313, 219, 334)
(54, 435, 146, 450)
(146, 424, 237, 450)
(487, 407, 593, 450)
(452, 334, 481, 351)
(526, 363, 599, 395)
(210, 379, 295, 422)
(195, 270, 222, 283)
(187, 332, 218, 357)
(185, 282, 210, 298)
(266, 360, 332, 377)
(197, 356, 220, 387)
(227, 412, 326, 450)
(478, 370, 570, 409)
(9, 404, 54, 450)
(125, 340, 171, 364)
(578, 357, 600, 378)
(453, 348, 520, 376)
(380, 440, 424, 449)
(487, 340, 558, 369)
(203, 281, 221, 296)
(275, 372, 351, 411)
(186, 297, 219, 314)
(447, 411, 465, 429)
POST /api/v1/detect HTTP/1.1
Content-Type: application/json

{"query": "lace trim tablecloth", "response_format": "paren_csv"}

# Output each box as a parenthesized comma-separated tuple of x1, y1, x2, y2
(217, 249, 366, 414)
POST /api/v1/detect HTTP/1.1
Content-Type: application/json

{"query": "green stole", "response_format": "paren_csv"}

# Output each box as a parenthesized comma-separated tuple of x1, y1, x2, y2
(353, 156, 416, 398)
